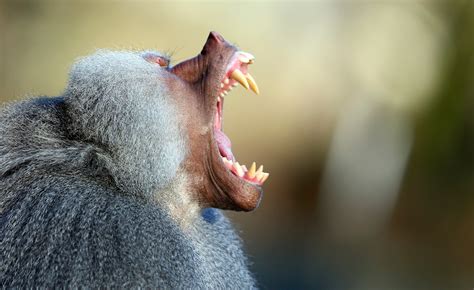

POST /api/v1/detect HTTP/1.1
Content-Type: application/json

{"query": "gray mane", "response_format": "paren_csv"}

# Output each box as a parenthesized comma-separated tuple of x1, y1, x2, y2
(64, 50, 186, 197)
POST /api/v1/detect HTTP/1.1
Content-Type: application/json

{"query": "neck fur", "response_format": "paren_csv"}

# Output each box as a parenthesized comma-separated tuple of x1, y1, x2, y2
(153, 170, 201, 230)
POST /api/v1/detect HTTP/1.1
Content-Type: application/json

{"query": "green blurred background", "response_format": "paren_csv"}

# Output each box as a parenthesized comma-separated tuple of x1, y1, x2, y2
(1, 1, 473, 289)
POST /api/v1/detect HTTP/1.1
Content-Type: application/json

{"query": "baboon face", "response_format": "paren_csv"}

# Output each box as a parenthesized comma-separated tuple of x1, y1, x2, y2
(167, 32, 268, 211)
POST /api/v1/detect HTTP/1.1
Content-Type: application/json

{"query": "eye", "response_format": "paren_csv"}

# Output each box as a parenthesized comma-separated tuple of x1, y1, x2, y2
(142, 52, 169, 67)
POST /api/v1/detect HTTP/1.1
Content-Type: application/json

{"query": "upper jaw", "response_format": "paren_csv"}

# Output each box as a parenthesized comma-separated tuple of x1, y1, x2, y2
(216, 51, 259, 98)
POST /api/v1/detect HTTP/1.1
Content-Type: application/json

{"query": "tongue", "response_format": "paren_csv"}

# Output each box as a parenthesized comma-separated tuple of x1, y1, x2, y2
(215, 129, 234, 161)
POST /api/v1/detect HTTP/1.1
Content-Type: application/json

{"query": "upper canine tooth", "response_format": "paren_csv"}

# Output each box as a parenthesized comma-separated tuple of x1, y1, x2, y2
(231, 69, 249, 90)
(261, 172, 269, 183)
(246, 73, 260, 95)
(256, 165, 263, 175)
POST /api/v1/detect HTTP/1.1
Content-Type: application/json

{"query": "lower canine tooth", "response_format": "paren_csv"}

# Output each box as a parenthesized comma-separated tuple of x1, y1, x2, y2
(261, 172, 269, 183)
(248, 162, 256, 178)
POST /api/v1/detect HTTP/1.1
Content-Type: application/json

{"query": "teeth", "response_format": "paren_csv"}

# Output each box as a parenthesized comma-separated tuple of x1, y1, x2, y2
(239, 56, 250, 63)
(233, 162, 244, 177)
(222, 157, 233, 169)
(248, 162, 256, 178)
(217, 53, 267, 184)
(241, 52, 255, 61)
(221, 157, 269, 184)
(246, 73, 260, 95)
(230, 69, 249, 90)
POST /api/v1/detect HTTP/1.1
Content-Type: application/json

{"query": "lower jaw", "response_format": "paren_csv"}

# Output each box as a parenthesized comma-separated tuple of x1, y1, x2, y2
(214, 129, 268, 185)
(207, 169, 264, 211)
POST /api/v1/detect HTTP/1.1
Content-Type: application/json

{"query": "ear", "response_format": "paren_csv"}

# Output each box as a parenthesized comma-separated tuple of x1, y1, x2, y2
(142, 52, 169, 67)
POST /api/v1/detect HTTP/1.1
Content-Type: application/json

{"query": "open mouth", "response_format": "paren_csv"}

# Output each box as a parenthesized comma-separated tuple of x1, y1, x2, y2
(169, 31, 266, 211)
(214, 51, 269, 186)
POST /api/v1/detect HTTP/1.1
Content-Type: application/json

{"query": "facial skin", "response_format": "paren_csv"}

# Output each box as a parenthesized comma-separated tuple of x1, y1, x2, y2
(166, 32, 268, 211)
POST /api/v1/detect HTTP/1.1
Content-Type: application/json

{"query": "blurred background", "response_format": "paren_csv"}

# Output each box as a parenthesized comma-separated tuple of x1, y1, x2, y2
(1, 0, 473, 289)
